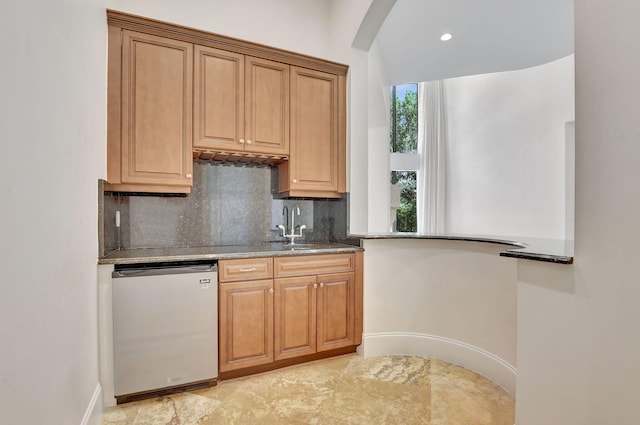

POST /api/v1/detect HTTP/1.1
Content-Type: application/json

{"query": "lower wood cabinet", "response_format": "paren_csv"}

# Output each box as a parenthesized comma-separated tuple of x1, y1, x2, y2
(316, 272, 355, 352)
(274, 275, 317, 360)
(274, 272, 355, 361)
(218, 278, 273, 372)
(218, 252, 362, 376)
(107, 11, 349, 196)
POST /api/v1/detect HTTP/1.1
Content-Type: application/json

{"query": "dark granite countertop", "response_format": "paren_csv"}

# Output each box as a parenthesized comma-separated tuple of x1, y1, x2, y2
(99, 234, 572, 266)
(98, 242, 364, 265)
(350, 233, 573, 264)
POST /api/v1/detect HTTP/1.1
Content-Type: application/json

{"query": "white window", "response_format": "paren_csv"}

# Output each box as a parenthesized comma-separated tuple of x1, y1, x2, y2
(389, 84, 418, 232)
(390, 81, 447, 234)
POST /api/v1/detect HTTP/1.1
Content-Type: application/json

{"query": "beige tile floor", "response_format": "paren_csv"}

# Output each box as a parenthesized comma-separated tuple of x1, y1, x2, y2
(102, 354, 514, 425)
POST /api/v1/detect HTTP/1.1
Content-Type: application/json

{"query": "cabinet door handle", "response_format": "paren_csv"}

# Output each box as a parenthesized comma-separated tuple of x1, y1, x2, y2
(246, 139, 252, 145)
(240, 139, 245, 144)
(269, 288, 274, 294)
(292, 179, 297, 183)
(186, 173, 192, 178)
(238, 267, 256, 272)
(319, 282, 324, 288)
(313, 283, 318, 289)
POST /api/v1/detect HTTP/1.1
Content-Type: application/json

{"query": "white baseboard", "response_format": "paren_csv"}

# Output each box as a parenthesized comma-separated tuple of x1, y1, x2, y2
(360, 332, 516, 395)
(80, 383, 103, 425)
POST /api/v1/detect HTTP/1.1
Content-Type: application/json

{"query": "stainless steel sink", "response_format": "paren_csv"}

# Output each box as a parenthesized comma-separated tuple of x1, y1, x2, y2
(264, 242, 336, 252)
(282, 244, 318, 251)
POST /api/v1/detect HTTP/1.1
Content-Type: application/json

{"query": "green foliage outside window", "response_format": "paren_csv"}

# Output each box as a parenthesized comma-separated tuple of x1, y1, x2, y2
(391, 88, 418, 153)
(393, 171, 417, 232)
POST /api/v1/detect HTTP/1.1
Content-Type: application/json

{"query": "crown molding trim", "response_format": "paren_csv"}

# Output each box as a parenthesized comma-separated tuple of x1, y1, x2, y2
(107, 10, 349, 76)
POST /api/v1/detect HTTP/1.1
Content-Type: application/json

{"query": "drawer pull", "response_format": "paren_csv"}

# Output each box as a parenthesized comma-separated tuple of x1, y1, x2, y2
(238, 267, 257, 272)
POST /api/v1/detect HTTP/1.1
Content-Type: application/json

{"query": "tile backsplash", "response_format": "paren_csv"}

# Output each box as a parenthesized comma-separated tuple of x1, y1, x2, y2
(101, 161, 351, 254)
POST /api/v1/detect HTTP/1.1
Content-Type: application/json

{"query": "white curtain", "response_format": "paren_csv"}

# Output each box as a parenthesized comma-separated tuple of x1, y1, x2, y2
(417, 80, 447, 234)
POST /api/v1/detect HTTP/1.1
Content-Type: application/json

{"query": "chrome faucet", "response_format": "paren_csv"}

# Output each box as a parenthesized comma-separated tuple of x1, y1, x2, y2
(291, 204, 299, 235)
(282, 205, 289, 233)
(277, 204, 306, 244)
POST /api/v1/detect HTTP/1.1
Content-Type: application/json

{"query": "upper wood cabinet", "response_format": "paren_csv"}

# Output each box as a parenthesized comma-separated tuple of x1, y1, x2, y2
(106, 28, 194, 194)
(106, 11, 347, 197)
(279, 67, 347, 198)
(246, 57, 290, 155)
(193, 46, 244, 152)
(194, 46, 289, 155)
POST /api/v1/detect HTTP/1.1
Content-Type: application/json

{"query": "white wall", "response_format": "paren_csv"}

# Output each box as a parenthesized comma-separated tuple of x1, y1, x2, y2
(107, 0, 336, 63)
(367, 40, 392, 232)
(445, 56, 575, 238)
(349, 35, 394, 234)
(361, 239, 517, 393)
(516, 2, 640, 424)
(328, 0, 375, 64)
(348, 47, 371, 234)
(0, 1, 106, 424)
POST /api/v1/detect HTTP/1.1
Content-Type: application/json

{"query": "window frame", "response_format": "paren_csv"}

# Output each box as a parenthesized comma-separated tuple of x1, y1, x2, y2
(389, 83, 420, 232)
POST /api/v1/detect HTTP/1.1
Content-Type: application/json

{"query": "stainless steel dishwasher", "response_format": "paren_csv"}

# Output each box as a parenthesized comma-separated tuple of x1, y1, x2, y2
(112, 261, 218, 403)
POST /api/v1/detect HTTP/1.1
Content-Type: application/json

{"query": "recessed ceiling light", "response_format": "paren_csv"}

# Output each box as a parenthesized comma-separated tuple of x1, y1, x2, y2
(440, 33, 453, 42)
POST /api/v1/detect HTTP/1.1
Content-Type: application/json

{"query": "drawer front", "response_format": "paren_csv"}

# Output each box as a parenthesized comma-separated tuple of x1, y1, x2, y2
(219, 257, 273, 282)
(274, 253, 354, 278)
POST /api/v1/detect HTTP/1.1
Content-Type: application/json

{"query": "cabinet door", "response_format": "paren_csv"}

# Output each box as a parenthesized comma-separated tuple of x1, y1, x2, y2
(285, 67, 339, 195)
(193, 45, 245, 151)
(245, 57, 289, 155)
(317, 272, 355, 351)
(219, 279, 274, 372)
(120, 31, 193, 187)
(274, 276, 317, 360)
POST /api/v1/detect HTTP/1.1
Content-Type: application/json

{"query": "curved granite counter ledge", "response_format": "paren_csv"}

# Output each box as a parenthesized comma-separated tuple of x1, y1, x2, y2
(350, 233, 574, 265)
(98, 242, 363, 265)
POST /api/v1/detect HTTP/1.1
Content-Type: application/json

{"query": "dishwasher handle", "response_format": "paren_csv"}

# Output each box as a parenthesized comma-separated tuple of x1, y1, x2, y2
(112, 264, 217, 278)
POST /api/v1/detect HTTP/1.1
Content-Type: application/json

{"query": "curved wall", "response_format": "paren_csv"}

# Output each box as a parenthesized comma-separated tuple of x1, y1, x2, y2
(360, 238, 517, 394)
(445, 55, 575, 239)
